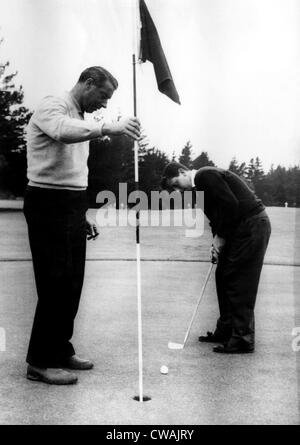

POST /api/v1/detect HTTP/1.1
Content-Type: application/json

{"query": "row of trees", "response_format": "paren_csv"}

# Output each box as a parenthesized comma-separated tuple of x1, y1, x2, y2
(1, 40, 299, 207)
(88, 132, 169, 206)
(173, 140, 300, 207)
(87, 138, 300, 207)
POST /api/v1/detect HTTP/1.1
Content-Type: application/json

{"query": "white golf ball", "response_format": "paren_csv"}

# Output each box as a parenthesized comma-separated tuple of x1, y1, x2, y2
(160, 365, 168, 375)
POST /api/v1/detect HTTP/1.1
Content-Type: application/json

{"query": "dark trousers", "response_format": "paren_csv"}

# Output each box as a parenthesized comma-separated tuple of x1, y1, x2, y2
(215, 213, 271, 347)
(23, 186, 88, 367)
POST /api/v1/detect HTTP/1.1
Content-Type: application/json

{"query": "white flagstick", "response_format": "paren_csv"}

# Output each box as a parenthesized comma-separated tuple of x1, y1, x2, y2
(136, 218, 143, 404)
(132, 0, 144, 403)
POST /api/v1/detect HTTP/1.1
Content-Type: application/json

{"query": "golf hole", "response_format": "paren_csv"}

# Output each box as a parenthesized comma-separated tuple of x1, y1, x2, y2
(133, 396, 151, 402)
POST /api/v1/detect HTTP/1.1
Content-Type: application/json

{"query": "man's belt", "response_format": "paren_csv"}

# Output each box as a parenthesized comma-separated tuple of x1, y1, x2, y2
(242, 209, 268, 221)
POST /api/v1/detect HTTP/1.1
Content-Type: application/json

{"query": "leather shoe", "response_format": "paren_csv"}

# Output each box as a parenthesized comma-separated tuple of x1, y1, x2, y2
(199, 331, 230, 343)
(213, 343, 254, 354)
(63, 355, 94, 370)
(27, 365, 78, 385)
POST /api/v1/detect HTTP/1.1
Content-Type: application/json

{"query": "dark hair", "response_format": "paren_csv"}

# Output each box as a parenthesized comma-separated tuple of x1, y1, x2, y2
(161, 162, 188, 190)
(78, 66, 118, 90)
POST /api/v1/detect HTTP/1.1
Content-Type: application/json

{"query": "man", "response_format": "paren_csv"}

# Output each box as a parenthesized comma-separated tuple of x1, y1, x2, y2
(161, 162, 271, 354)
(24, 66, 141, 384)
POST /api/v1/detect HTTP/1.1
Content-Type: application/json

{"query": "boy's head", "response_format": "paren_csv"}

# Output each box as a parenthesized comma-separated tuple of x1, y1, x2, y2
(161, 162, 193, 191)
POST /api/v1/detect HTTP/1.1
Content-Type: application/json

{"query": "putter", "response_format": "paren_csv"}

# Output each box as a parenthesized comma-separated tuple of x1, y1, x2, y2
(168, 262, 214, 350)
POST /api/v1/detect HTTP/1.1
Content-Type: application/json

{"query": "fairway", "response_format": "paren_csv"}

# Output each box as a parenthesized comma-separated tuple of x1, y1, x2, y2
(0, 207, 299, 424)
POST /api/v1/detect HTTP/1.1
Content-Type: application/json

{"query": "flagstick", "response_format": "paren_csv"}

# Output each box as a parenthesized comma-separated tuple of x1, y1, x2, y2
(132, 1, 143, 403)
(133, 55, 143, 404)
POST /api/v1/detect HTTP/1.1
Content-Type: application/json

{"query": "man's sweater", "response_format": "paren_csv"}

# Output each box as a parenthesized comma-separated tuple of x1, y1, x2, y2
(26, 92, 104, 190)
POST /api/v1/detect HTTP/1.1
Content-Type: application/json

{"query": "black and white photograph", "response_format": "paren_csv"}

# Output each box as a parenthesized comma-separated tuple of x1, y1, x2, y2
(0, 0, 299, 427)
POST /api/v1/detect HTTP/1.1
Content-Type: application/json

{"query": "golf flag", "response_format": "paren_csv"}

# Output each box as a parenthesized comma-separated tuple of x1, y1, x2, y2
(139, 0, 181, 105)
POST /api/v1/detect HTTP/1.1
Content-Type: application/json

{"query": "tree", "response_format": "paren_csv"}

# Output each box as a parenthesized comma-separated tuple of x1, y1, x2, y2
(192, 151, 215, 169)
(0, 39, 32, 196)
(88, 134, 135, 207)
(88, 129, 170, 208)
(228, 157, 247, 178)
(295, 167, 300, 207)
(246, 158, 256, 183)
(139, 147, 169, 196)
(179, 140, 193, 168)
(263, 165, 299, 206)
(246, 157, 264, 183)
(245, 157, 265, 192)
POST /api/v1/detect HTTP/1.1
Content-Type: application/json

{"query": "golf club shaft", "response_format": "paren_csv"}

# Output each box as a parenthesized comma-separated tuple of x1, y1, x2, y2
(182, 262, 214, 347)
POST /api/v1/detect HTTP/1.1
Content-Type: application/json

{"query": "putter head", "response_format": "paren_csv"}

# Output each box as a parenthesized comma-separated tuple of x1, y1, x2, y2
(168, 342, 184, 350)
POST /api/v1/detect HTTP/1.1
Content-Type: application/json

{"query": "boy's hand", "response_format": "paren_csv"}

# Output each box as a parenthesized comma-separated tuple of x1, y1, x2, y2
(210, 246, 219, 264)
(86, 217, 99, 241)
(212, 235, 225, 254)
(210, 235, 226, 262)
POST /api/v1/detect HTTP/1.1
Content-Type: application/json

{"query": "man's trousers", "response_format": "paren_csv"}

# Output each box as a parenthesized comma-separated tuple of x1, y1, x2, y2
(215, 212, 271, 347)
(23, 186, 87, 367)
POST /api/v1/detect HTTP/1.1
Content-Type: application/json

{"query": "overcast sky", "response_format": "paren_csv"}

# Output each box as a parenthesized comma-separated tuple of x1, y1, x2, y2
(1, 0, 300, 170)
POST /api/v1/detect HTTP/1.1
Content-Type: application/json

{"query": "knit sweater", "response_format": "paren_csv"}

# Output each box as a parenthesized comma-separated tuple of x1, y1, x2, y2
(26, 92, 104, 190)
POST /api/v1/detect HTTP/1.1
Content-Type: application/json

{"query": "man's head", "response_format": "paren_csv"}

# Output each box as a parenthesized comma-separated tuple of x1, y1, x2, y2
(161, 162, 193, 191)
(74, 66, 118, 113)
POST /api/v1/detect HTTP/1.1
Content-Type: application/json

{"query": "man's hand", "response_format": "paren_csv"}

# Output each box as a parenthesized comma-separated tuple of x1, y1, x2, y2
(102, 117, 141, 140)
(86, 217, 99, 241)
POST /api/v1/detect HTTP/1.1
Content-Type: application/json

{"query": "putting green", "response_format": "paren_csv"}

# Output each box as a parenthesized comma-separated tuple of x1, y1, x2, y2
(0, 207, 299, 424)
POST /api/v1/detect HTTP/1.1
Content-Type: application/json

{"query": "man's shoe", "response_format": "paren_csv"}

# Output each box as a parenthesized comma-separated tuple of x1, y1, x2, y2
(63, 355, 94, 370)
(213, 343, 254, 354)
(199, 331, 230, 343)
(26, 365, 78, 385)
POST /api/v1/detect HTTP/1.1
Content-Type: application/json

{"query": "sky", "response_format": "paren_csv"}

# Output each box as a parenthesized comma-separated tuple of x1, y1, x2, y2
(0, 0, 300, 170)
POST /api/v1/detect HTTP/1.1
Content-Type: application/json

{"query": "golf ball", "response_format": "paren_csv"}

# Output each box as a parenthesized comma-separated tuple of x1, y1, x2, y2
(160, 365, 168, 375)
